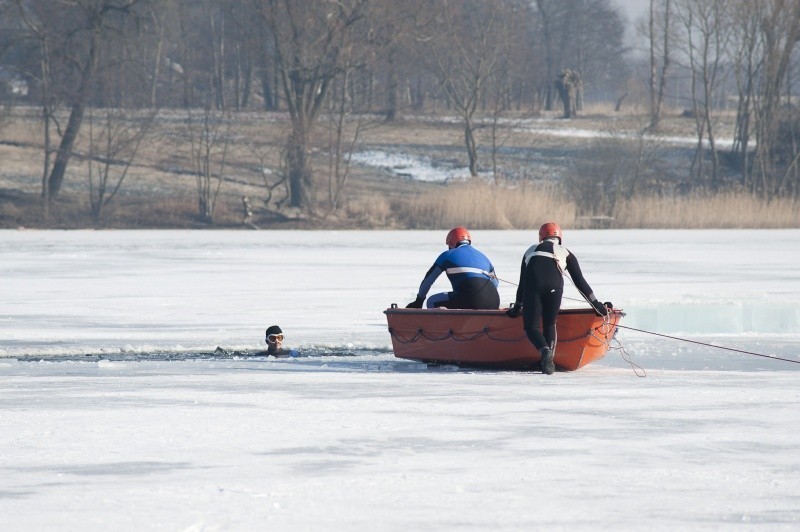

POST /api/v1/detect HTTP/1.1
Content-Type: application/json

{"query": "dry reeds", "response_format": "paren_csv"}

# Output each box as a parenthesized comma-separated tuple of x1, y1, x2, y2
(394, 180, 578, 229)
(614, 192, 799, 228)
(378, 182, 799, 230)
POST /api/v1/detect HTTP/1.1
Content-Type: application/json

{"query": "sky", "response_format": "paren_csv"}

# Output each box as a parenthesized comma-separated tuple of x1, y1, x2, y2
(613, 0, 651, 52)
(614, 0, 650, 23)
(1, 229, 799, 530)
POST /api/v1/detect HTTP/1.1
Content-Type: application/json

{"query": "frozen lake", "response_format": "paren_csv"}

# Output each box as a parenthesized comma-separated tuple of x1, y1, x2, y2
(1, 229, 799, 530)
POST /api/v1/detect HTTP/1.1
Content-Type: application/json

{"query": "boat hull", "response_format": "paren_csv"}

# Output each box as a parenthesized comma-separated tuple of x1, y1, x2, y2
(384, 306, 622, 371)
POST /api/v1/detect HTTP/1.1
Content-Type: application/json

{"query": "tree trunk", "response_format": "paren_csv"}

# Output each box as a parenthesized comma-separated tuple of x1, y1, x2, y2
(41, 105, 51, 219)
(753, 3, 800, 199)
(464, 119, 478, 177)
(649, 0, 657, 124)
(386, 47, 399, 122)
(649, 0, 671, 130)
(208, 5, 225, 110)
(259, 67, 275, 110)
(48, 103, 87, 198)
(47, 24, 100, 198)
(555, 70, 578, 119)
(557, 86, 572, 118)
(241, 57, 252, 109)
(149, 5, 165, 109)
(286, 124, 312, 210)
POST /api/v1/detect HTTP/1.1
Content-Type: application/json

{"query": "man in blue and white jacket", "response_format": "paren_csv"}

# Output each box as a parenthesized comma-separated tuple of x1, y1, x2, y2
(406, 227, 500, 310)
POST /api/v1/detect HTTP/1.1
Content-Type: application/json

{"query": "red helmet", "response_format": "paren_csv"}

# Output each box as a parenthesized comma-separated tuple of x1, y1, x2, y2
(446, 227, 471, 249)
(539, 222, 562, 243)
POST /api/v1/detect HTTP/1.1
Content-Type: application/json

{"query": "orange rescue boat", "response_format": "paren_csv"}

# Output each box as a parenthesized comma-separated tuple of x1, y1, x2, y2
(384, 305, 623, 371)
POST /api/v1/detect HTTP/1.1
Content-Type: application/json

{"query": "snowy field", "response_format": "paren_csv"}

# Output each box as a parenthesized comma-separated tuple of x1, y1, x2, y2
(2, 229, 799, 530)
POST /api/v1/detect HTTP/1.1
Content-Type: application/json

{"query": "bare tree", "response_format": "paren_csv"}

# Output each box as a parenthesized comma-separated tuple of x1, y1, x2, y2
(555, 68, 581, 118)
(428, 0, 508, 177)
(86, 108, 155, 222)
(240, 137, 289, 213)
(316, 2, 405, 213)
(567, 116, 668, 217)
(648, 0, 672, 130)
(254, 0, 370, 213)
(363, 0, 430, 122)
(11, 0, 56, 218)
(55, 0, 139, 199)
(224, 0, 259, 110)
(12, 0, 144, 202)
(532, 0, 626, 112)
(186, 107, 230, 223)
(675, 0, 730, 186)
(729, 0, 765, 189)
(219, 0, 249, 110)
(143, 1, 165, 108)
(534, 0, 566, 110)
(324, 67, 360, 214)
(486, 2, 534, 182)
(569, 0, 627, 111)
(752, 0, 800, 198)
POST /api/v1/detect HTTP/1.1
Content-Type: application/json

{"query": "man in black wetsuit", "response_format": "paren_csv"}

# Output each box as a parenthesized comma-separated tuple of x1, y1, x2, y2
(506, 222, 611, 375)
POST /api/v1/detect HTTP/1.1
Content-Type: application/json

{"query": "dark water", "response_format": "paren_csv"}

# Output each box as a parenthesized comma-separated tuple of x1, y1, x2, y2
(4, 347, 537, 376)
(8, 346, 390, 363)
(6, 338, 798, 373)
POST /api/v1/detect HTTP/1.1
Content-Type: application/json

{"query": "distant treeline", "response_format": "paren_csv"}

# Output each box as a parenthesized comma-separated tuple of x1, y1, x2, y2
(0, 0, 799, 220)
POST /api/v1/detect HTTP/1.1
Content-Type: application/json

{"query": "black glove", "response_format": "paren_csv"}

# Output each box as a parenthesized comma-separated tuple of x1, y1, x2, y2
(406, 297, 424, 309)
(591, 299, 608, 317)
(506, 302, 521, 318)
(604, 301, 614, 310)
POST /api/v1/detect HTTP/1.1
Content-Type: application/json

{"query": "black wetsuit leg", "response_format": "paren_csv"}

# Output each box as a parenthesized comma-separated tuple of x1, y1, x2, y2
(522, 286, 563, 351)
(522, 293, 546, 350)
(540, 287, 563, 349)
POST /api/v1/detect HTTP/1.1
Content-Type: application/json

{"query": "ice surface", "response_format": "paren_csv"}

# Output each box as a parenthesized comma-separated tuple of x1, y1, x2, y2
(2, 229, 799, 358)
(1, 229, 799, 530)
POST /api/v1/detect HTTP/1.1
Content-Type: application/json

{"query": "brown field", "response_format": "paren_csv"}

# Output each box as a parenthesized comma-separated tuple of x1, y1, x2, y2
(0, 105, 797, 229)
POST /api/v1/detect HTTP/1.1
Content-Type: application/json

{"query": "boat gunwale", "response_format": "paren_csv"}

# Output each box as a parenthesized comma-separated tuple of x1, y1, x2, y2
(384, 306, 622, 318)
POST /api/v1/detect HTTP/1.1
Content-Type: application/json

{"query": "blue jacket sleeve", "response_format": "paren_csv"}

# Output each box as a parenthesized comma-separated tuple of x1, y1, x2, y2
(417, 264, 443, 300)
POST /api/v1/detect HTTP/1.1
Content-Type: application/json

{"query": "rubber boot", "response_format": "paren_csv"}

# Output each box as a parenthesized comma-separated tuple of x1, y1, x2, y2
(540, 346, 555, 375)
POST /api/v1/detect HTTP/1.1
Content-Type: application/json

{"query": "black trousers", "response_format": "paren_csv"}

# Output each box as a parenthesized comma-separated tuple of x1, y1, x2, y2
(522, 287, 563, 351)
(432, 277, 500, 310)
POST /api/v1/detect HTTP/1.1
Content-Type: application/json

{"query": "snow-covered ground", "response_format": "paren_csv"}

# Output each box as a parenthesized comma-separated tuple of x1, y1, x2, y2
(351, 119, 737, 183)
(350, 151, 469, 182)
(2, 229, 799, 530)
